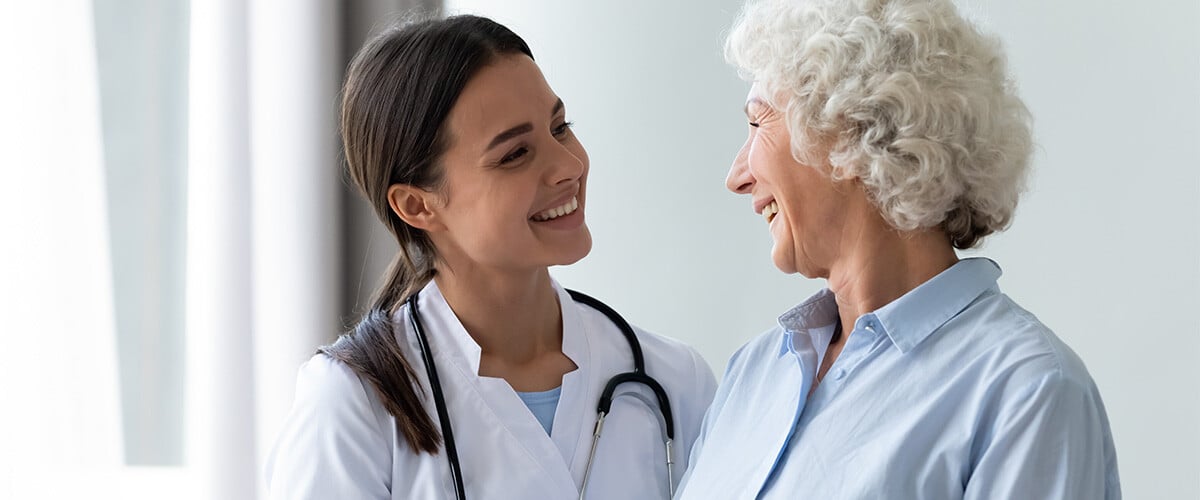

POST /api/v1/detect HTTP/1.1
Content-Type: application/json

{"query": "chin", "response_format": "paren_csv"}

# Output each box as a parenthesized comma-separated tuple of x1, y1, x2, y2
(556, 229, 593, 266)
(772, 236, 826, 278)
(770, 243, 798, 275)
(774, 252, 823, 280)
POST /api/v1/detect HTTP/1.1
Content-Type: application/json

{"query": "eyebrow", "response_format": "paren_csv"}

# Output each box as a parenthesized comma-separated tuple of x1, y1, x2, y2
(485, 98, 566, 152)
(743, 97, 766, 118)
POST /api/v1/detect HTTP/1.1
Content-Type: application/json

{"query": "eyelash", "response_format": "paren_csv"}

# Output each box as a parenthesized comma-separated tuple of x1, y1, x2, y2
(553, 121, 575, 137)
(500, 147, 528, 164)
(499, 121, 575, 165)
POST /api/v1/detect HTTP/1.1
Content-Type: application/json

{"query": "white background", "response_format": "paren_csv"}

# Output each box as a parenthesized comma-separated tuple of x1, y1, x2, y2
(449, 0, 1200, 498)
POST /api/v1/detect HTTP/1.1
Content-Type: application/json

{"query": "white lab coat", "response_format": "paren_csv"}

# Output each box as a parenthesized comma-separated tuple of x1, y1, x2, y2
(265, 279, 717, 499)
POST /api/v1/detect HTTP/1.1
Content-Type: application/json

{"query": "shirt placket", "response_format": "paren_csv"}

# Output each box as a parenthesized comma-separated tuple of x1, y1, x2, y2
(803, 317, 883, 411)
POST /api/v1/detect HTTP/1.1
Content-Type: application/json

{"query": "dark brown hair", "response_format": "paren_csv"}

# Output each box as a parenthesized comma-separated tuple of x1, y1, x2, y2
(320, 15, 533, 454)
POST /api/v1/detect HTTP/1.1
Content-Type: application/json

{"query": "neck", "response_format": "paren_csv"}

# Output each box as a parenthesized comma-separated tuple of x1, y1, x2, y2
(825, 198, 959, 339)
(433, 264, 563, 365)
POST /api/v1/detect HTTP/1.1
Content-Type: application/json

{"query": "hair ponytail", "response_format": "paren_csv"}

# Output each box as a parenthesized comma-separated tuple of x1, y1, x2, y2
(319, 251, 438, 452)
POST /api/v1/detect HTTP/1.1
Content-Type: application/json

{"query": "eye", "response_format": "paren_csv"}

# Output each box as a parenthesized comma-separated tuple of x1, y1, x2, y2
(500, 147, 528, 165)
(552, 121, 575, 138)
(748, 121, 760, 128)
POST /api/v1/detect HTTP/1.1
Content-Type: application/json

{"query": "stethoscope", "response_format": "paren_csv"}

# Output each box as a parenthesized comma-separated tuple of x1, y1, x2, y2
(406, 289, 676, 500)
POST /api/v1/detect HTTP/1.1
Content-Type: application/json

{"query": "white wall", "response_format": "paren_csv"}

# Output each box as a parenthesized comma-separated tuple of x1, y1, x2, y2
(449, 0, 1199, 497)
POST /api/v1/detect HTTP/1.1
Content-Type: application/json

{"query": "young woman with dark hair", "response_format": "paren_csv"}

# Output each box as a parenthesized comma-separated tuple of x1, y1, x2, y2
(264, 15, 716, 500)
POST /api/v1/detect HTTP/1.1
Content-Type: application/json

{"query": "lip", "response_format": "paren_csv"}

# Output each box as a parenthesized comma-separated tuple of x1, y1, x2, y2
(530, 189, 581, 219)
(530, 196, 585, 230)
(752, 196, 776, 215)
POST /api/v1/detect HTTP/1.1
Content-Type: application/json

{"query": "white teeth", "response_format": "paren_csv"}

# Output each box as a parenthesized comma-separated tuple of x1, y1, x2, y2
(762, 201, 779, 223)
(532, 196, 579, 221)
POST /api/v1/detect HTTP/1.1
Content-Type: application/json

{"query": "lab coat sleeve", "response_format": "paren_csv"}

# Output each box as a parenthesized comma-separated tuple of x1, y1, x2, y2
(962, 368, 1121, 500)
(264, 355, 394, 500)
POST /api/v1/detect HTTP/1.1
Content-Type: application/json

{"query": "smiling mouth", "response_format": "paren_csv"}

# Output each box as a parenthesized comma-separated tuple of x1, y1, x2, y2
(762, 200, 779, 223)
(531, 196, 579, 221)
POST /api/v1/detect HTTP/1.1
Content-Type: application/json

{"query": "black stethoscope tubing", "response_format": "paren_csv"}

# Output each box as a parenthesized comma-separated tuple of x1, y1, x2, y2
(406, 288, 675, 500)
(408, 290, 467, 500)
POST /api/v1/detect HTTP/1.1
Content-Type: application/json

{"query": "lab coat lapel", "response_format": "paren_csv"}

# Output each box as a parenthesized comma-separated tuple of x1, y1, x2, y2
(550, 282, 593, 484)
(414, 281, 580, 497)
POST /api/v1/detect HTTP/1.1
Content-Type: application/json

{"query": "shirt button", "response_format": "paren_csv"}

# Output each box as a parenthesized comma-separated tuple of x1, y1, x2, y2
(832, 369, 846, 380)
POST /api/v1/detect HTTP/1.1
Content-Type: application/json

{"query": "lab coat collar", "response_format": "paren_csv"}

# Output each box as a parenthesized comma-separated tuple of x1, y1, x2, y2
(410, 277, 587, 376)
(549, 282, 590, 473)
(555, 282, 589, 374)
(410, 279, 484, 375)
(406, 277, 590, 496)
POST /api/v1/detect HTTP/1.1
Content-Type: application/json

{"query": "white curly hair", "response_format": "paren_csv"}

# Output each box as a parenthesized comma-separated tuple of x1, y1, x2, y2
(726, 0, 1033, 249)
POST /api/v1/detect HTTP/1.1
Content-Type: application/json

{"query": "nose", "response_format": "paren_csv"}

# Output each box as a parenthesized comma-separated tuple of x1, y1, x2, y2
(548, 140, 587, 186)
(726, 138, 754, 194)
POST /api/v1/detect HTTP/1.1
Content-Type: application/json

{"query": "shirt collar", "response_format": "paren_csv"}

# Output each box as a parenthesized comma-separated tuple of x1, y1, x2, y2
(872, 257, 1002, 353)
(775, 257, 1003, 356)
(776, 288, 839, 358)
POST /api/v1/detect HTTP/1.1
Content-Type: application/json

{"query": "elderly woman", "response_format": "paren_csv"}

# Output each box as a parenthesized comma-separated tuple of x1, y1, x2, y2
(675, 0, 1120, 498)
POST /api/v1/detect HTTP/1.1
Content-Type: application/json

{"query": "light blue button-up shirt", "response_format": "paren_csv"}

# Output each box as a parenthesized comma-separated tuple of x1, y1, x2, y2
(676, 258, 1120, 499)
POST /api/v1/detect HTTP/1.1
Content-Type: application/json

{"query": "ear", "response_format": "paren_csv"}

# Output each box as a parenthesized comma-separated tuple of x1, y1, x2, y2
(387, 184, 446, 232)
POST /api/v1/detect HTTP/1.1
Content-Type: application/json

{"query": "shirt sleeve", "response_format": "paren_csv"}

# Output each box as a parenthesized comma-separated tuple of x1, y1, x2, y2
(676, 342, 749, 491)
(963, 368, 1121, 500)
(263, 355, 394, 500)
(677, 346, 718, 463)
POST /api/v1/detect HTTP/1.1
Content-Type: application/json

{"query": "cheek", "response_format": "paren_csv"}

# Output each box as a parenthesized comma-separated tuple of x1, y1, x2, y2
(748, 137, 786, 186)
(765, 131, 795, 166)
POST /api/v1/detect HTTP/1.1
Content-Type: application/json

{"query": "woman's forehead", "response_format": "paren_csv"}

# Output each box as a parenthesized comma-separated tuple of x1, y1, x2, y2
(444, 55, 559, 148)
